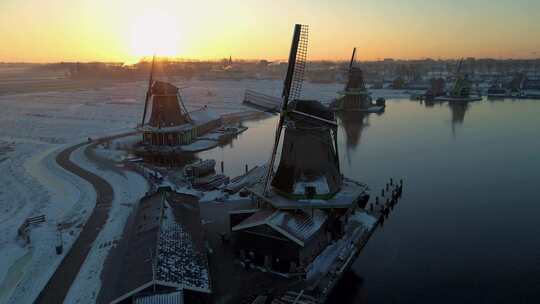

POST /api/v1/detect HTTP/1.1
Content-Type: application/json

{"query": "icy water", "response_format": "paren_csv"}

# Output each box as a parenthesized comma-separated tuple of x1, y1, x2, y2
(200, 98, 540, 303)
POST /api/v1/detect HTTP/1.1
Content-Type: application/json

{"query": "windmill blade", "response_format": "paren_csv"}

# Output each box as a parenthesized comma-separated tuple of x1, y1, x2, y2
(349, 47, 357, 71)
(263, 24, 309, 196)
(141, 55, 156, 126)
(281, 24, 309, 112)
(176, 92, 192, 123)
(332, 127, 340, 173)
(291, 110, 338, 127)
(456, 58, 463, 75)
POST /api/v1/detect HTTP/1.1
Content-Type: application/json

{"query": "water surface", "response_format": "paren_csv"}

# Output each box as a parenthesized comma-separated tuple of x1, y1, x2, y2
(200, 98, 540, 303)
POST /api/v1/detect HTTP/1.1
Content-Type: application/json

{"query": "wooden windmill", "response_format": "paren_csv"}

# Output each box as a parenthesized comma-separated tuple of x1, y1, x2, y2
(140, 56, 191, 128)
(263, 24, 341, 199)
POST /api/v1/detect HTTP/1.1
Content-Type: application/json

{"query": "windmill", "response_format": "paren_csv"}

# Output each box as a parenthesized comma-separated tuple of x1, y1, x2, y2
(139, 56, 192, 128)
(263, 24, 341, 198)
(344, 47, 366, 92)
(450, 58, 472, 98)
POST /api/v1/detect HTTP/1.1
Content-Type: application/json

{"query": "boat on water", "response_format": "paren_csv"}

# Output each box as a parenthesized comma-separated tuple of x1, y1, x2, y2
(330, 48, 386, 113)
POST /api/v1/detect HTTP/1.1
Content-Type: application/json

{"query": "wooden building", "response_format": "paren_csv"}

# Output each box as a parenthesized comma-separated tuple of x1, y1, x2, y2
(139, 81, 222, 147)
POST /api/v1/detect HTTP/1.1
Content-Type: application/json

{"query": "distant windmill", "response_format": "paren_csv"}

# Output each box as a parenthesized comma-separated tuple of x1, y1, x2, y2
(344, 47, 367, 92)
(139, 55, 192, 127)
(263, 24, 341, 198)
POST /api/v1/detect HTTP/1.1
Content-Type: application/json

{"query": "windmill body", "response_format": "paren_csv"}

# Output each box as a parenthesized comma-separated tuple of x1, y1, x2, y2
(331, 48, 386, 112)
(435, 59, 482, 101)
(135, 61, 223, 165)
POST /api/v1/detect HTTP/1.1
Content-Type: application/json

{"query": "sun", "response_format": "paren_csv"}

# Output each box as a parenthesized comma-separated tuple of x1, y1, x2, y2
(130, 9, 181, 58)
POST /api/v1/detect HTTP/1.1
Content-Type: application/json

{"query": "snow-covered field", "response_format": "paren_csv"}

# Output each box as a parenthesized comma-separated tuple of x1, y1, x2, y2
(0, 71, 410, 303)
(0, 78, 275, 303)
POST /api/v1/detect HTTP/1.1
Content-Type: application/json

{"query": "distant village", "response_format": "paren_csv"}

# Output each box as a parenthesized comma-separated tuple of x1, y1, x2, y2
(7, 57, 539, 91)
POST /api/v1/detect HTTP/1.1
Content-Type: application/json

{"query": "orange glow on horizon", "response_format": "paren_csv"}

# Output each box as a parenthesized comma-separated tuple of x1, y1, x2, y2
(0, 0, 539, 63)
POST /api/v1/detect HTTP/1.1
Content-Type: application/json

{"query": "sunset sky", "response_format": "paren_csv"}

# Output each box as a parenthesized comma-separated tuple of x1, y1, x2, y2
(1, 0, 539, 63)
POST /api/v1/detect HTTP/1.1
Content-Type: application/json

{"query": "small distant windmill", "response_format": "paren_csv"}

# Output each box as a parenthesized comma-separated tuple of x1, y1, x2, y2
(263, 24, 340, 197)
(344, 47, 367, 92)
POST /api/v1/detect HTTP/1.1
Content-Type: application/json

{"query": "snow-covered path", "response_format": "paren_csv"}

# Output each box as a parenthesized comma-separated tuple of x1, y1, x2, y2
(64, 144, 148, 304)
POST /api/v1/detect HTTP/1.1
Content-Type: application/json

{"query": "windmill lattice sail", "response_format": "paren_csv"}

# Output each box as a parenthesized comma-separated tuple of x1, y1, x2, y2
(264, 24, 309, 196)
(287, 25, 309, 104)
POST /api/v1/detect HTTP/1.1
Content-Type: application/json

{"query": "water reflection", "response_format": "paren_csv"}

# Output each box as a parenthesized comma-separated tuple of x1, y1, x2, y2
(336, 111, 384, 166)
(197, 99, 540, 304)
(448, 101, 470, 136)
(336, 111, 371, 150)
(418, 99, 471, 136)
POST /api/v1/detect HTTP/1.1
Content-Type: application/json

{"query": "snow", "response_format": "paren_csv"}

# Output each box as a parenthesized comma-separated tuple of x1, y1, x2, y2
(64, 147, 149, 304)
(94, 146, 128, 162)
(305, 210, 377, 280)
(0, 77, 400, 302)
(1, 143, 96, 304)
(181, 139, 219, 152)
(0, 79, 260, 301)
(156, 201, 210, 291)
(349, 210, 377, 230)
(269, 209, 327, 244)
(293, 176, 330, 195)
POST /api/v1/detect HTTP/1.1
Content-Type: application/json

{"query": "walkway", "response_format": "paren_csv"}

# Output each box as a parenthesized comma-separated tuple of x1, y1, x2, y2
(35, 132, 137, 303)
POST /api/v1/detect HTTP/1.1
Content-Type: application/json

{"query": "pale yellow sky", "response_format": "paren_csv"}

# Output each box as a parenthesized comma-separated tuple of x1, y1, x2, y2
(0, 0, 539, 63)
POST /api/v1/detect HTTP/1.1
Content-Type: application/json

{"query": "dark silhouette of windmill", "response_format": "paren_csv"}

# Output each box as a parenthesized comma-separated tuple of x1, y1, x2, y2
(263, 24, 342, 199)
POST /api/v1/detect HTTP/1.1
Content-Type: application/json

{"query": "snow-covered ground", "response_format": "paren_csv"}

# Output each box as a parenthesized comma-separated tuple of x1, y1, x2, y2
(0, 142, 96, 304)
(0, 79, 269, 303)
(0, 76, 411, 303)
(64, 146, 148, 304)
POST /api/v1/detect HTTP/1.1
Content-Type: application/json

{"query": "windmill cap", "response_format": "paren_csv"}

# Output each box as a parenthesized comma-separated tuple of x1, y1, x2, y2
(290, 99, 334, 121)
(152, 81, 179, 95)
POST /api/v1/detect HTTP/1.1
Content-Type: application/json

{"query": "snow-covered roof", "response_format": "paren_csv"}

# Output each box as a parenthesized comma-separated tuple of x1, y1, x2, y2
(156, 199, 210, 292)
(109, 191, 210, 304)
(248, 178, 368, 210)
(134, 291, 184, 304)
(188, 107, 221, 125)
(293, 176, 330, 195)
(232, 209, 328, 247)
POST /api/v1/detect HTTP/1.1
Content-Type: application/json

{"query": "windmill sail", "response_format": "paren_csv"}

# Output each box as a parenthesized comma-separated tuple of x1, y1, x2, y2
(281, 24, 309, 110)
(349, 47, 357, 71)
(263, 24, 342, 199)
(263, 24, 309, 196)
(141, 55, 156, 126)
